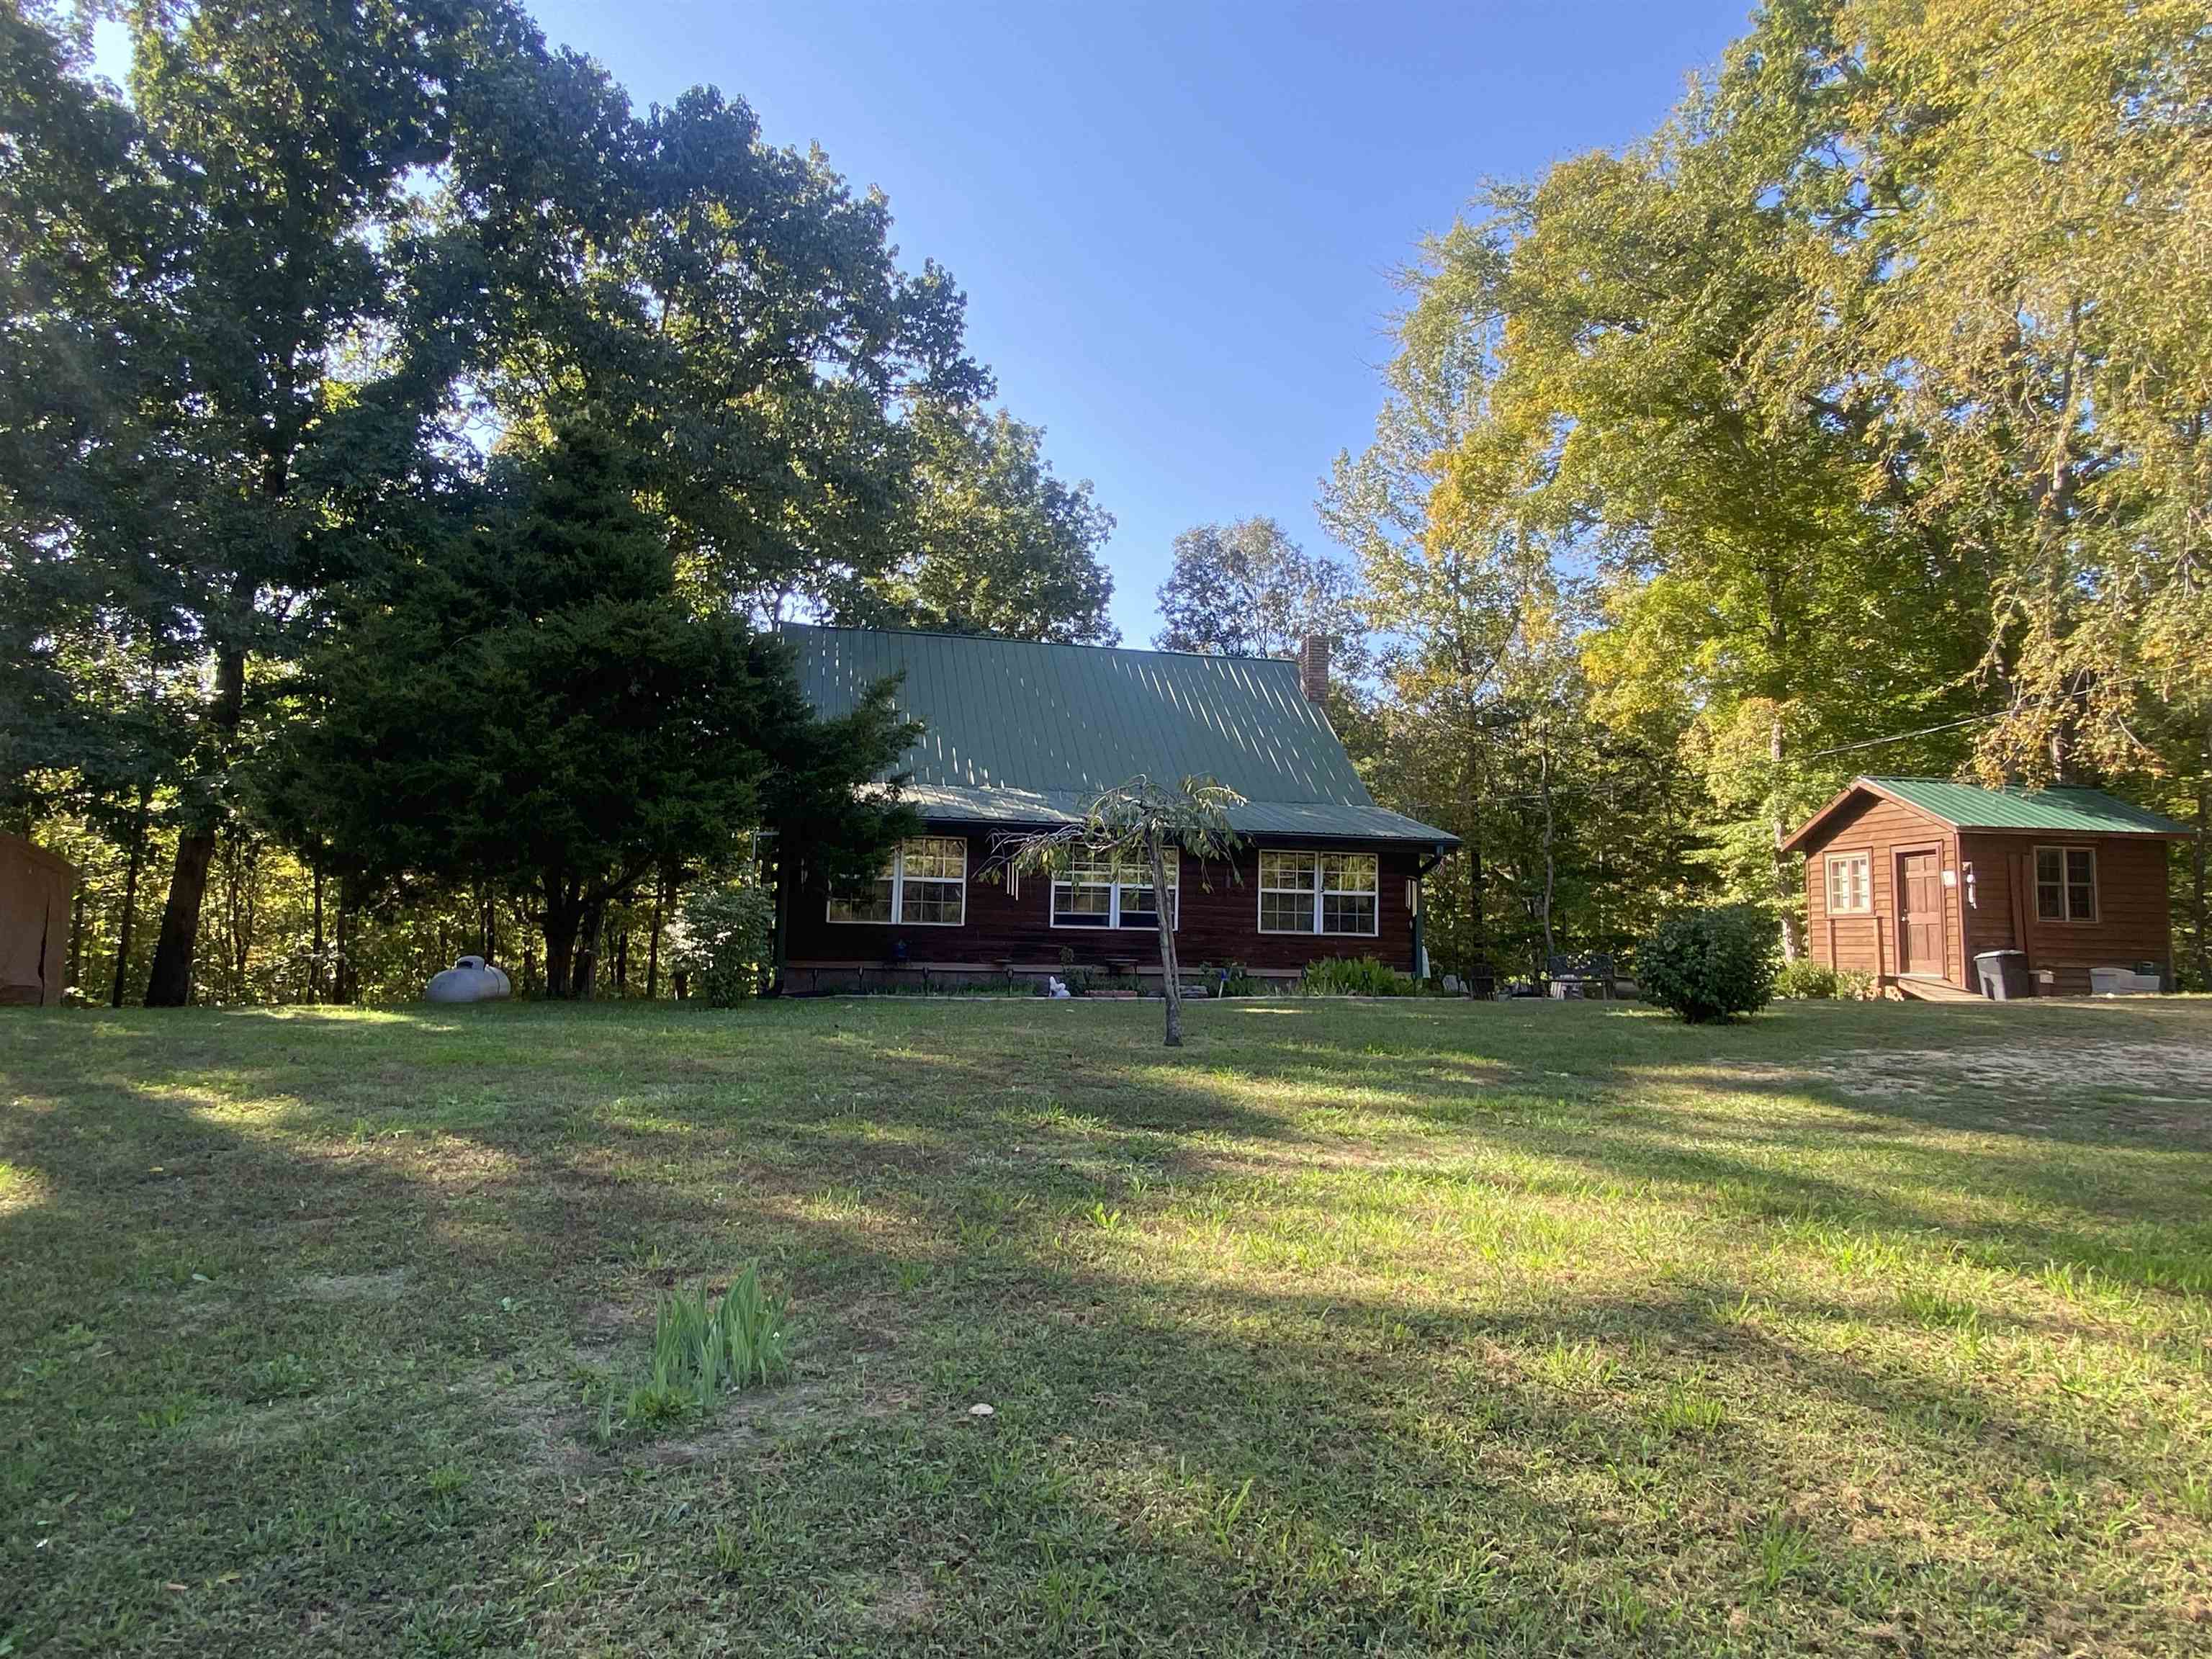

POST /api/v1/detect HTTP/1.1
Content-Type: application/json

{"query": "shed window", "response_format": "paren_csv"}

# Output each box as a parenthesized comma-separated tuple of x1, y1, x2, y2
(2034, 845, 2096, 923)
(1259, 850, 1379, 936)
(1051, 849, 1177, 930)
(827, 836, 966, 926)
(1825, 852, 1871, 914)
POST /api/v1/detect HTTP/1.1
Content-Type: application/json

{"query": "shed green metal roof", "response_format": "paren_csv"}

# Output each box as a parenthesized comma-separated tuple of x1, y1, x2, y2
(1781, 775, 2194, 852)
(1861, 777, 2192, 836)
(783, 624, 1457, 845)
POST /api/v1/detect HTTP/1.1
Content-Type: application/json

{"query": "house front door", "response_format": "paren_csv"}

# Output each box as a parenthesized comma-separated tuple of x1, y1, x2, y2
(1899, 851, 1944, 978)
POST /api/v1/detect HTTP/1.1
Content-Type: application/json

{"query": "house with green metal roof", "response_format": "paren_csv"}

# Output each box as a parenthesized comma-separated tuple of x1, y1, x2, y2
(777, 625, 1458, 992)
(1782, 775, 2189, 999)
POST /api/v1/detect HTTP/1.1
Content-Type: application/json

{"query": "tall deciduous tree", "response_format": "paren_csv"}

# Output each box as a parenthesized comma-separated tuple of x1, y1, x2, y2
(0, 4, 184, 852)
(36, 1, 503, 1004)
(1747, 0, 2211, 784)
(1385, 33, 1995, 957)
(1154, 518, 1366, 675)
(876, 403, 1118, 642)
(459, 81, 989, 624)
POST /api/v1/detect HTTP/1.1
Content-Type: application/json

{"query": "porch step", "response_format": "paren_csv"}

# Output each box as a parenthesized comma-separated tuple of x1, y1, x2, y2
(1895, 976, 1985, 1004)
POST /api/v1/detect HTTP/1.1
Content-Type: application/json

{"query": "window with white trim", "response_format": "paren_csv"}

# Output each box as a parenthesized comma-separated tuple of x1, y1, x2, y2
(2034, 845, 2096, 922)
(1050, 849, 1177, 930)
(1825, 851, 1871, 914)
(826, 836, 967, 926)
(1259, 850, 1379, 936)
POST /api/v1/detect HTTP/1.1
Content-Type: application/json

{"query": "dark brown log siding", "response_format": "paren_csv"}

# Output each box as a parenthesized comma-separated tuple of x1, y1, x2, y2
(783, 827, 1431, 981)
(1801, 790, 2176, 993)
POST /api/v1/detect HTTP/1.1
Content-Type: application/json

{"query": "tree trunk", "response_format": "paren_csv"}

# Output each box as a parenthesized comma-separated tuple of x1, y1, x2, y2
(333, 896, 357, 1004)
(145, 642, 247, 1006)
(541, 876, 583, 1000)
(310, 860, 325, 1002)
(1460, 731, 1491, 996)
(1148, 833, 1183, 1047)
(573, 895, 605, 1000)
(68, 878, 86, 994)
(221, 832, 256, 1001)
(1770, 707, 1803, 963)
(143, 825, 214, 1007)
(1538, 734, 1557, 968)
(2194, 725, 2210, 991)
(1462, 832, 1489, 996)
(110, 783, 152, 1008)
(646, 872, 667, 999)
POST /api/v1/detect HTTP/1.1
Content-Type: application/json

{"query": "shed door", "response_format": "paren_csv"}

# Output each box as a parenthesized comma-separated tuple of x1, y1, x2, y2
(1899, 852, 1944, 976)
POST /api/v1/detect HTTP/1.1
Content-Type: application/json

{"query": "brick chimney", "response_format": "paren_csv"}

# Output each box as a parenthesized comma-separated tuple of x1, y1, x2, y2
(1298, 633, 1329, 703)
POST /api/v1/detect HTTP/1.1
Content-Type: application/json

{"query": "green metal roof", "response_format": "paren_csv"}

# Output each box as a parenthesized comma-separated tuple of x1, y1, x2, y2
(783, 624, 1457, 845)
(1861, 776, 2192, 837)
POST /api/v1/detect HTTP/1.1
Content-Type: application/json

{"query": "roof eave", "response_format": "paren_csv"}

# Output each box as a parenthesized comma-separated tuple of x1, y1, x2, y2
(909, 801, 1460, 849)
(1947, 820, 2195, 840)
(1781, 774, 2195, 851)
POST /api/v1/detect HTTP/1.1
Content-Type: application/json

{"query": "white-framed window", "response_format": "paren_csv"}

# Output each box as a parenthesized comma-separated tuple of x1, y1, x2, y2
(826, 836, 967, 926)
(1258, 850, 1379, 936)
(1825, 850, 1871, 914)
(1050, 849, 1177, 930)
(2034, 845, 2096, 923)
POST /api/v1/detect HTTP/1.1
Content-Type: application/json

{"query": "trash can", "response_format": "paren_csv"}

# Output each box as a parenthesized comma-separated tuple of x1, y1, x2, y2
(1974, 949, 2032, 1000)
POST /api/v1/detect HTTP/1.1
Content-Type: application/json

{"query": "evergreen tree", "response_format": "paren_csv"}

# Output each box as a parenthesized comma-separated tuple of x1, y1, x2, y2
(276, 426, 916, 997)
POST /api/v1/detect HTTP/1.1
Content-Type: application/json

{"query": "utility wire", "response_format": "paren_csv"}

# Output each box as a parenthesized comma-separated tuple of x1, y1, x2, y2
(1796, 711, 2001, 762)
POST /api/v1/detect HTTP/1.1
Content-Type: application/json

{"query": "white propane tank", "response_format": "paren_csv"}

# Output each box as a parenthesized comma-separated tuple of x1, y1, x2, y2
(426, 954, 513, 1004)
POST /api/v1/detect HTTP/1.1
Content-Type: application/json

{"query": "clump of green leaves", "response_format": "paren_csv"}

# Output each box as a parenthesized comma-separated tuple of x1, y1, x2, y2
(1636, 906, 1779, 1023)
(1774, 960, 1840, 999)
(665, 884, 776, 1006)
(590, 1265, 791, 1444)
(1298, 956, 1418, 997)
(1774, 961, 1875, 1001)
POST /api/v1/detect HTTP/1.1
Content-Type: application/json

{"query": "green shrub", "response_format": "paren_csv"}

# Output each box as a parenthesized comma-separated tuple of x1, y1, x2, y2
(665, 884, 775, 1006)
(1636, 905, 1780, 1023)
(1298, 956, 1416, 997)
(1774, 959, 1841, 999)
(1775, 959, 1878, 1001)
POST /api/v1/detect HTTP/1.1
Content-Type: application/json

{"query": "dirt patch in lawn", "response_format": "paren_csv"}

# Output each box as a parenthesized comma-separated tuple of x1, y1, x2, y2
(1815, 1040, 2212, 1103)
(293, 1267, 408, 1302)
(862, 1568, 934, 1630)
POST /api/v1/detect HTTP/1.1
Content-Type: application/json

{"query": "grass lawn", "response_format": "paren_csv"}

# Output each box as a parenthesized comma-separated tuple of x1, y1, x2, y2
(4, 996, 2211, 1656)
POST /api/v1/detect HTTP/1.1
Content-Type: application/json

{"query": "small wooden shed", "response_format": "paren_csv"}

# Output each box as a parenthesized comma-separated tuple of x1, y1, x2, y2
(1781, 776, 2191, 997)
(0, 832, 76, 1007)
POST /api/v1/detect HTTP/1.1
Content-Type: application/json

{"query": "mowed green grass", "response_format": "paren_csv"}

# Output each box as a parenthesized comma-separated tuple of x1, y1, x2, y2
(4, 996, 2211, 1657)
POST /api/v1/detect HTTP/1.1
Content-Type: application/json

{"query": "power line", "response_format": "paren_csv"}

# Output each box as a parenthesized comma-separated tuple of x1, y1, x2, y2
(1797, 711, 2002, 761)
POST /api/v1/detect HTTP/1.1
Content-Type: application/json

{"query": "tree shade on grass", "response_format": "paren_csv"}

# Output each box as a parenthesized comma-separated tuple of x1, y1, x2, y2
(4, 997, 2211, 1655)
